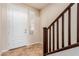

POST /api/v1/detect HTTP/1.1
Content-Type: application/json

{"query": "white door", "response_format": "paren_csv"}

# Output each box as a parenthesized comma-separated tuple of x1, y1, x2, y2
(7, 5, 28, 49)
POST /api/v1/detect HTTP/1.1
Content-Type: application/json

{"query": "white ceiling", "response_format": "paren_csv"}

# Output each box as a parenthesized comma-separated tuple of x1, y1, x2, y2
(26, 3, 50, 10)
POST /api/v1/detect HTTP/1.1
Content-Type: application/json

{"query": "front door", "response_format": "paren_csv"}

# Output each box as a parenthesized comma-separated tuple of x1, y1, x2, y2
(8, 5, 29, 49)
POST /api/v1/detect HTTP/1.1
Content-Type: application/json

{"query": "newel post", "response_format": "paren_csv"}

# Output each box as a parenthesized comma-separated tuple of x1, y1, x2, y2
(43, 27, 48, 56)
(77, 3, 79, 43)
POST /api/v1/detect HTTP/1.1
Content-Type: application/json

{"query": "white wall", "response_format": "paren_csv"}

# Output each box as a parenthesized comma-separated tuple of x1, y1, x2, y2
(40, 3, 70, 44)
(40, 3, 78, 55)
(0, 4, 41, 51)
(0, 4, 9, 51)
(40, 3, 70, 27)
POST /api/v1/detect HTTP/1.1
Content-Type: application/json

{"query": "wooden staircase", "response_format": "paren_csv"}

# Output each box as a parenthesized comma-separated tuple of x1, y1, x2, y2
(43, 3, 79, 56)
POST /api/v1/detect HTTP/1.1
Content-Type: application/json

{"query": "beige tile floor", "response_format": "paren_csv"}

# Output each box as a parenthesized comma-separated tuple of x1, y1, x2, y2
(1, 43, 43, 56)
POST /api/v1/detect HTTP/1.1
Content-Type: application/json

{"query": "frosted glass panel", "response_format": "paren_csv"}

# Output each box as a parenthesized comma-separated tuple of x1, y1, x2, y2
(71, 4, 77, 44)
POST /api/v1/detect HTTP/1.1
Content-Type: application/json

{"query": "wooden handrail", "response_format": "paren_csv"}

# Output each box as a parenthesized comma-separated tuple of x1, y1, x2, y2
(48, 3, 74, 29)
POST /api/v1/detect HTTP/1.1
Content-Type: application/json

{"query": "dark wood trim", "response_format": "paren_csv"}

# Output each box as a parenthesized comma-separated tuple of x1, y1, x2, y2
(68, 7, 71, 45)
(46, 43, 79, 55)
(49, 27, 51, 52)
(53, 24, 55, 51)
(62, 15, 64, 48)
(43, 27, 48, 56)
(77, 4, 79, 43)
(57, 20, 59, 49)
(48, 3, 74, 29)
